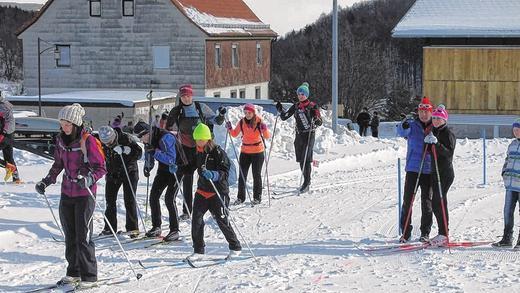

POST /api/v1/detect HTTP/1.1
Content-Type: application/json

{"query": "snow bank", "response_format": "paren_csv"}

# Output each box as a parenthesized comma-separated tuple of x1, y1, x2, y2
(213, 105, 360, 160)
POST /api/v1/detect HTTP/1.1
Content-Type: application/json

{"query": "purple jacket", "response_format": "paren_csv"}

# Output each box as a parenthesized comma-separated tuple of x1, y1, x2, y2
(43, 130, 107, 197)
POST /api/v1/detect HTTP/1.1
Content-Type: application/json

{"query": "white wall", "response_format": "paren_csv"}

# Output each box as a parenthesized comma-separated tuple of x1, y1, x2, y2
(205, 81, 269, 100)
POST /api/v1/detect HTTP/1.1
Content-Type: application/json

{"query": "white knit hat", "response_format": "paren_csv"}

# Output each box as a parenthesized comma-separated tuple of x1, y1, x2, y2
(98, 125, 117, 144)
(58, 103, 85, 126)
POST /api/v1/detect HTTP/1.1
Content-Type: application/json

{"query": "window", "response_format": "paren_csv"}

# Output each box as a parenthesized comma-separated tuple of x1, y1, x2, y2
(255, 87, 261, 99)
(256, 43, 262, 65)
(123, 0, 134, 16)
(153, 46, 170, 69)
(239, 89, 246, 99)
(90, 0, 101, 17)
(230, 90, 237, 99)
(231, 44, 239, 68)
(56, 45, 71, 67)
(215, 44, 221, 68)
(213, 92, 221, 98)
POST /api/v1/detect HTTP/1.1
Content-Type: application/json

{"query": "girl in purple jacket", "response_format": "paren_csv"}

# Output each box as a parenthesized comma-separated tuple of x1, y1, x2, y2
(35, 103, 106, 288)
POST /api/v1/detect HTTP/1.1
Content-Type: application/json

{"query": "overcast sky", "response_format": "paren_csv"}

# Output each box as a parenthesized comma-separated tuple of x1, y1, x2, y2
(3, 0, 364, 36)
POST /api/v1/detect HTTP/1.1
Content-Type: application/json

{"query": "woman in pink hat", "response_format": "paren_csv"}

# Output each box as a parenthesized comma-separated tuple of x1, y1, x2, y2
(424, 104, 456, 246)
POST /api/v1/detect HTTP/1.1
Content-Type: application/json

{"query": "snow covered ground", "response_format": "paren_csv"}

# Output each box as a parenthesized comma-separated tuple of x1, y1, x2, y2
(0, 108, 518, 292)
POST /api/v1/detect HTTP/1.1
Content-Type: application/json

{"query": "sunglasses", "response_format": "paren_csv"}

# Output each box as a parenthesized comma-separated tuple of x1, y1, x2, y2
(432, 116, 444, 120)
(418, 103, 432, 110)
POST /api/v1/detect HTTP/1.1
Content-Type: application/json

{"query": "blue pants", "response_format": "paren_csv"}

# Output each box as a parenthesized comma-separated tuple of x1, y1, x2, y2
(503, 190, 520, 236)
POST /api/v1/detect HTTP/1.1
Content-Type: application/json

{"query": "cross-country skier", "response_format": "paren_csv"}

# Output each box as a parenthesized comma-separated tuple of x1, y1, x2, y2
(0, 92, 21, 183)
(34, 103, 106, 289)
(97, 125, 142, 238)
(226, 103, 270, 205)
(166, 84, 225, 220)
(134, 122, 180, 241)
(493, 118, 520, 248)
(425, 105, 456, 246)
(397, 97, 434, 243)
(186, 123, 242, 261)
(276, 82, 322, 193)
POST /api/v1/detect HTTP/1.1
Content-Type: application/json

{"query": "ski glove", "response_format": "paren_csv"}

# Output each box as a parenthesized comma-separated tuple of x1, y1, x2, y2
(202, 170, 220, 182)
(113, 145, 131, 155)
(275, 102, 284, 113)
(314, 119, 323, 127)
(225, 121, 233, 131)
(218, 106, 227, 115)
(169, 164, 178, 174)
(259, 123, 268, 132)
(35, 181, 47, 195)
(424, 133, 438, 144)
(144, 166, 151, 178)
(78, 174, 94, 189)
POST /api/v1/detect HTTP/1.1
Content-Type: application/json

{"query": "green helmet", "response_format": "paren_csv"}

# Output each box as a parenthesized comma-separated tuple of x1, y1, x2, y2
(193, 123, 212, 140)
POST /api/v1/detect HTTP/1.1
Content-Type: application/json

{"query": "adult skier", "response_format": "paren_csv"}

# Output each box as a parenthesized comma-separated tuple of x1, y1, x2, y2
(0, 92, 21, 183)
(97, 125, 142, 237)
(276, 82, 322, 193)
(226, 103, 270, 205)
(35, 103, 106, 289)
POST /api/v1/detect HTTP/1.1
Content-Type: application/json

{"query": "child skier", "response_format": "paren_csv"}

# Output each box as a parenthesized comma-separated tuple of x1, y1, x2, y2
(35, 103, 106, 289)
(97, 125, 142, 237)
(134, 122, 180, 241)
(226, 103, 270, 205)
(276, 82, 322, 193)
(187, 123, 242, 261)
(424, 105, 456, 246)
(493, 118, 520, 248)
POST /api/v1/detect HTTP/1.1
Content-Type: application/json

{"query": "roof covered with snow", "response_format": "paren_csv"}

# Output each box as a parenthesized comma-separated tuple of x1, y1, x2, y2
(393, 0, 520, 38)
(7, 91, 176, 107)
(171, 0, 277, 37)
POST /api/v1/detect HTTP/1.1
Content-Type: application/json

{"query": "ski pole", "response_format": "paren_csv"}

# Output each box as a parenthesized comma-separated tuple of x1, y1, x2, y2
(78, 175, 143, 280)
(263, 115, 279, 189)
(224, 116, 254, 205)
(172, 173, 192, 219)
(431, 144, 451, 253)
(41, 192, 65, 239)
(144, 149, 151, 221)
(118, 152, 147, 233)
(298, 122, 315, 196)
(203, 167, 257, 261)
(400, 143, 429, 242)
(259, 131, 271, 207)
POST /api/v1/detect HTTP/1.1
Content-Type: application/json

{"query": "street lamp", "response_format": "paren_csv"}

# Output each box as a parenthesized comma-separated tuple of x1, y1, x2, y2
(332, 0, 339, 132)
(37, 37, 60, 117)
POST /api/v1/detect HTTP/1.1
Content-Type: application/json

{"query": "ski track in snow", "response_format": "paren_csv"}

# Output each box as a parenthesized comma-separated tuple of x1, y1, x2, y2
(1, 131, 518, 292)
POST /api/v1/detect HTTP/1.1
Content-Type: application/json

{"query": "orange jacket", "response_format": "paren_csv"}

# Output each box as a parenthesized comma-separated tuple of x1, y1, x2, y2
(229, 116, 271, 154)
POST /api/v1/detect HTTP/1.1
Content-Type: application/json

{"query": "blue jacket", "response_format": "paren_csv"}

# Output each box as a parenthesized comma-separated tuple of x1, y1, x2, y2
(502, 139, 520, 192)
(397, 119, 432, 174)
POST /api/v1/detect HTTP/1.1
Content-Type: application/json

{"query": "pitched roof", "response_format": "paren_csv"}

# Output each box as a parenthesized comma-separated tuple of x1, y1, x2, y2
(17, 0, 277, 38)
(393, 0, 520, 38)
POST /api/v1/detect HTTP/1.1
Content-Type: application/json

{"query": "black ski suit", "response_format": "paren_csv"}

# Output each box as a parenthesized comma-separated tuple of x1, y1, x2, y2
(191, 144, 241, 254)
(370, 115, 380, 138)
(166, 101, 224, 215)
(279, 99, 322, 189)
(430, 124, 456, 236)
(356, 111, 371, 136)
(102, 128, 142, 232)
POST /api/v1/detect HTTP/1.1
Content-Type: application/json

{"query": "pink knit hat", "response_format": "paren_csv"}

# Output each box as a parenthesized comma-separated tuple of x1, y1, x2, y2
(243, 103, 255, 113)
(432, 104, 448, 121)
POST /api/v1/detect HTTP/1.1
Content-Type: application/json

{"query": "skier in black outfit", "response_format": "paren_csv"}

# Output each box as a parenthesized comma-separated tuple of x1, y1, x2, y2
(356, 107, 371, 137)
(370, 111, 380, 138)
(166, 84, 225, 220)
(186, 123, 241, 261)
(424, 105, 456, 246)
(134, 122, 180, 241)
(276, 82, 322, 193)
(97, 125, 142, 237)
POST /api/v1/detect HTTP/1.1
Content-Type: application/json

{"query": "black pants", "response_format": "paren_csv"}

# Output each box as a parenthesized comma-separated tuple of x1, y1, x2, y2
(0, 134, 18, 178)
(237, 152, 264, 201)
(359, 125, 368, 136)
(295, 132, 314, 187)
(191, 193, 241, 254)
(103, 173, 139, 232)
(431, 170, 454, 236)
(400, 171, 432, 239)
(177, 146, 197, 215)
(59, 194, 97, 282)
(150, 171, 179, 232)
(371, 128, 379, 138)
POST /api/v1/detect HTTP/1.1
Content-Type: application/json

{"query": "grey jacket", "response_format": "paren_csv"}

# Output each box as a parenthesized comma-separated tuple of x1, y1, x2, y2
(0, 100, 15, 134)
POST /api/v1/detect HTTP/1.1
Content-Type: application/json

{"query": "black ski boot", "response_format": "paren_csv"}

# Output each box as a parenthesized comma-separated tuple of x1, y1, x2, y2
(419, 234, 430, 243)
(163, 230, 180, 242)
(492, 233, 513, 248)
(299, 183, 310, 194)
(514, 236, 520, 250)
(145, 226, 162, 238)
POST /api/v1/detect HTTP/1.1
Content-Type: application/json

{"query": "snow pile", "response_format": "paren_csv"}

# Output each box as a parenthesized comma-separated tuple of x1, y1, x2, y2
(0, 80, 24, 97)
(213, 105, 360, 160)
(13, 149, 52, 166)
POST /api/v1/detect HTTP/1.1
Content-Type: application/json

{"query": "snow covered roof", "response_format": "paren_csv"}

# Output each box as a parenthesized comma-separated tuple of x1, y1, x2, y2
(7, 91, 176, 107)
(171, 0, 277, 37)
(393, 0, 520, 38)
